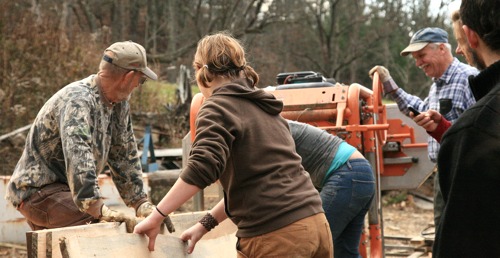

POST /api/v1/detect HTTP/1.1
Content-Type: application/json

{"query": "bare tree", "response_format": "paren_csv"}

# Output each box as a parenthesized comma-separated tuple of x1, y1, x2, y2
(147, 0, 281, 63)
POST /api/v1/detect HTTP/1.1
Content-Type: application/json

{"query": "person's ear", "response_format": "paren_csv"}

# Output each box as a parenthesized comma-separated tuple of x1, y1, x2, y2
(119, 70, 134, 84)
(463, 25, 479, 49)
(127, 70, 136, 78)
(439, 43, 447, 53)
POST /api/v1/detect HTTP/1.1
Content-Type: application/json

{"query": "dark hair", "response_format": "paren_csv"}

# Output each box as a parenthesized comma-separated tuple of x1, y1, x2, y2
(460, 0, 500, 52)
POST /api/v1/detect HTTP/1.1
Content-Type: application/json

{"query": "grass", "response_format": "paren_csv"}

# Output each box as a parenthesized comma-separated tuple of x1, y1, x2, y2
(383, 190, 409, 205)
(129, 80, 200, 149)
(131, 80, 200, 114)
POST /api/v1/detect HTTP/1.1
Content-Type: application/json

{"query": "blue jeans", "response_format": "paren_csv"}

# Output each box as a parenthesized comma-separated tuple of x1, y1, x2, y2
(320, 158, 375, 258)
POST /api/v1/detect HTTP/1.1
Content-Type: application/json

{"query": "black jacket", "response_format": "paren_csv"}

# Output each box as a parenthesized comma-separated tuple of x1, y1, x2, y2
(433, 60, 500, 257)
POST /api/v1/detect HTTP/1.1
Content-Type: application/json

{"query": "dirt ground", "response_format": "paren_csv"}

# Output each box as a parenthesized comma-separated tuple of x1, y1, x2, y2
(380, 174, 436, 257)
(382, 174, 435, 238)
(383, 199, 434, 238)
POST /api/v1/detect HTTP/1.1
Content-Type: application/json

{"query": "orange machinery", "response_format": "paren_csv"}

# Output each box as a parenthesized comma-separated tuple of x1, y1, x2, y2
(188, 72, 434, 257)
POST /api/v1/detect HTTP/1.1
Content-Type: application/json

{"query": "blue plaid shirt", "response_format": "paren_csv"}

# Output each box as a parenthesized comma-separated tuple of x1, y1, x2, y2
(385, 58, 478, 162)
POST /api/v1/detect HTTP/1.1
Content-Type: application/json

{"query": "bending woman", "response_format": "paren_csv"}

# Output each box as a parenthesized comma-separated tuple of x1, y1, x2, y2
(288, 120, 375, 258)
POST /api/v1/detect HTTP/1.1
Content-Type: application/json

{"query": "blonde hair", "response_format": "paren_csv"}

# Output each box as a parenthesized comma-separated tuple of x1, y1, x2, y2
(193, 31, 259, 88)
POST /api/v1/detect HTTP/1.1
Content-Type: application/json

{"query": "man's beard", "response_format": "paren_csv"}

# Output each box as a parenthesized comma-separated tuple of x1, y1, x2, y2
(468, 46, 487, 71)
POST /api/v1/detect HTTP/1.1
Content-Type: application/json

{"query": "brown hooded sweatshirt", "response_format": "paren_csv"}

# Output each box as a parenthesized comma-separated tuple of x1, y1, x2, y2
(180, 78, 323, 237)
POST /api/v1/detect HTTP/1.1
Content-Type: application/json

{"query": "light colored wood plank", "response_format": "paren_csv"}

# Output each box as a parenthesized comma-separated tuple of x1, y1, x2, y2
(57, 212, 237, 258)
(61, 234, 185, 258)
(28, 212, 238, 258)
(410, 236, 425, 246)
(29, 222, 125, 258)
(408, 251, 425, 258)
(60, 233, 237, 258)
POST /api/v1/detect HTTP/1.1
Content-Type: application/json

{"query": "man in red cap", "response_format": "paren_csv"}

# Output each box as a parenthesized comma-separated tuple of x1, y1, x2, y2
(6, 41, 174, 233)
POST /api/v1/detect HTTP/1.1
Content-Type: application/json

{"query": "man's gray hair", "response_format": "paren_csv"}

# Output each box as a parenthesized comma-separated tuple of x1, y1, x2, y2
(429, 42, 452, 53)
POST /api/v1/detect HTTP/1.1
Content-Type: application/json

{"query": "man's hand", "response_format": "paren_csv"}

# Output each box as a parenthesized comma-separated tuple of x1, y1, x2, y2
(369, 65, 400, 94)
(100, 204, 137, 233)
(136, 201, 175, 233)
(412, 109, 442, 132)
(369, 65, 392, 82)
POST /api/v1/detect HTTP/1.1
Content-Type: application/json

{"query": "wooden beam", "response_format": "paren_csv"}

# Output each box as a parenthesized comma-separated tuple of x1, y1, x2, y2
(27, 222, 125, 258)
(0, 124, 31, 142)
(60, 232, 237, 258)
(26, 211, 237, 258)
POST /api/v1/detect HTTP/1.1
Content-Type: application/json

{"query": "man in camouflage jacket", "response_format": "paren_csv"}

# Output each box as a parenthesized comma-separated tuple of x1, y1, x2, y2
(6, 41, 174, 233)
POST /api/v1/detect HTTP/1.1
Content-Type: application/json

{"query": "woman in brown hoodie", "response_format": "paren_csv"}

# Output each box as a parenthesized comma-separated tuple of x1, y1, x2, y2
(134, 32, 332, 257)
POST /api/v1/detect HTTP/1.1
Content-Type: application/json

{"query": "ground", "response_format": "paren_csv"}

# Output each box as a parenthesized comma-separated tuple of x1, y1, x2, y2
(382, 198, 434, 257)
(380, 175, 436, 257)
(382, 175, 435, 238)
(383, 200, 434, 237)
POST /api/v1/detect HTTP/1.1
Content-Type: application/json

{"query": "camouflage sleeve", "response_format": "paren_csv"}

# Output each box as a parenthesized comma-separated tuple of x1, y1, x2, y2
(60, 98, 101, 212)
(107, 102, 147, 207)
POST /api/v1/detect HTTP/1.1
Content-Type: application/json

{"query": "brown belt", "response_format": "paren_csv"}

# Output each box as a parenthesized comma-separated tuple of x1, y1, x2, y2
(18, 183, 70, 209)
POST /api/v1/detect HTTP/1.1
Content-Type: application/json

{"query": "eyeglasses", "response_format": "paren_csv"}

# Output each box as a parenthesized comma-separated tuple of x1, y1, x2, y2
(139, 76, 147, 86)
(133, 70, 147, 85)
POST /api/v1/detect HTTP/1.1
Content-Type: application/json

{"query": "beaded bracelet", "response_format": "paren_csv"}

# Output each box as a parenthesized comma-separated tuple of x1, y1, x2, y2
(156, 206, 167, 217)
(199, 212, 219, 231)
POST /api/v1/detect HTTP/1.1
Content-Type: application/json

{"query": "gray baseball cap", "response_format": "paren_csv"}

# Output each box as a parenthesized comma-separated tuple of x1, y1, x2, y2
(400, 27, 449, 56)
(104, 41, 158, 80)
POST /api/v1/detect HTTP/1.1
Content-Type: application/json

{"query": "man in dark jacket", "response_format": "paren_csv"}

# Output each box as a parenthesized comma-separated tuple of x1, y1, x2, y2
(432, 0, 500, 257)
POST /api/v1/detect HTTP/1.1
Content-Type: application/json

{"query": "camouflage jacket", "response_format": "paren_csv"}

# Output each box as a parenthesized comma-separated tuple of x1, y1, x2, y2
(6, 75, 147, 212)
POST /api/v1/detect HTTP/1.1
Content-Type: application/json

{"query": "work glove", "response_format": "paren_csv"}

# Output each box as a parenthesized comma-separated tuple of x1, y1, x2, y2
(369, 65, 399, 94)
(136, 201, 176, 233)
(99, 204, 138, 233)
(369, 65, 391, 82)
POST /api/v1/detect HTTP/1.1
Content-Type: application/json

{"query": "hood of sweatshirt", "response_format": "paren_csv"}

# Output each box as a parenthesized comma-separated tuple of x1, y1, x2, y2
(211, 78, 283, 115)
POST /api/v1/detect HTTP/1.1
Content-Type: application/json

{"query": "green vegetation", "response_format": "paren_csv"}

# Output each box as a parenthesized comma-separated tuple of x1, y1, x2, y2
(130, 81, 200, 114)
(383, 190, 409, 206)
